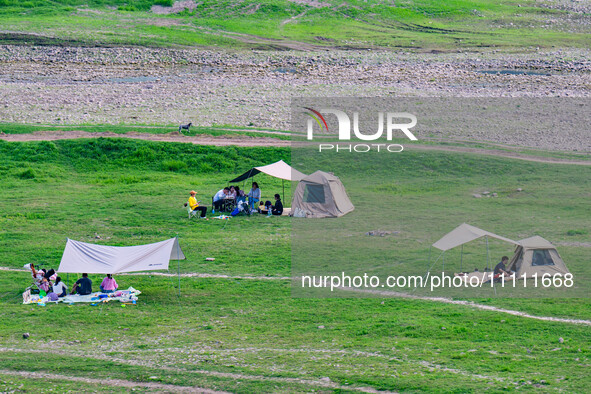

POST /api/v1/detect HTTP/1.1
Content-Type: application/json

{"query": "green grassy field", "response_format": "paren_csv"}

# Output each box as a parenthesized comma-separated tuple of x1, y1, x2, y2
(0, 0, 588, 50)
(0, 138, 590, 392)
(291, 146, 591, 300)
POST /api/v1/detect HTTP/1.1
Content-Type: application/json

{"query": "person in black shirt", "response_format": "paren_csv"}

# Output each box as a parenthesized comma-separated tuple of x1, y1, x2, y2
(271, 194, 283, 216)
(493, 256, 511, 278)
(70, 273, 93, 295)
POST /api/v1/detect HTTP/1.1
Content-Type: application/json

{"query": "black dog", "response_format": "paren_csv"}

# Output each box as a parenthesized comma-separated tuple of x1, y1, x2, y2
(178, 122, 192, 134)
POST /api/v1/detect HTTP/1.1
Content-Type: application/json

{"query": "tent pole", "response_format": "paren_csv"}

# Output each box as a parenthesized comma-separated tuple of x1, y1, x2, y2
(414, 249, 442, 293)
(442, 252, 445, 272)
(282, 179, 285, 203)
(176, 236, 181, 297)
(460, 244, 464, 272)
(486, 235, 490, 271)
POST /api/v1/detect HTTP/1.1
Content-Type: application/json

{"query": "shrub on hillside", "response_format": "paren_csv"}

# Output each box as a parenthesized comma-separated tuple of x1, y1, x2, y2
(161, 159, 187, 172)
(17, 168, 36, 179)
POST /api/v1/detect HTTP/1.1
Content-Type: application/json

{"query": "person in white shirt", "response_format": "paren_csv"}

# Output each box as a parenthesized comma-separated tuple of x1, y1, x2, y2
(213, 187, 230, 211)
(52, 276, 68, 297)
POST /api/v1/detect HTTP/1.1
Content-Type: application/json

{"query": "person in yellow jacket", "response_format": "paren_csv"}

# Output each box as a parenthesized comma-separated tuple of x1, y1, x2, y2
(188, 190, 208, 218)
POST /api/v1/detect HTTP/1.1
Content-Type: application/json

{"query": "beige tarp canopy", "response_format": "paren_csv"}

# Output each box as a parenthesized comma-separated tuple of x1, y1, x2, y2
(507, 236, 570, 278)
(58, 238, 185, 274)
(291, 171, 354, 218)
(517, 235, 555, 249)
(432, 223, 519, 251)
(431, 226, 570, 282)
(229, 160, 307, 183)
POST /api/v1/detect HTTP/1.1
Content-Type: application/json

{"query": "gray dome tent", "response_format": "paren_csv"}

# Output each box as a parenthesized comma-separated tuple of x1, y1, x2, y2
(291, 171, 354, 218)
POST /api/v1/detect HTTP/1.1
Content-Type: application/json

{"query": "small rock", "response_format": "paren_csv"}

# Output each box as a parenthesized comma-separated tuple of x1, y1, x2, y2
(482, 191, 490, 195)
(441, 326, 446, 330)
(320, 377, 331, 382)
(517, 188, 523, 192)
(559, 337, 564, 344)
(148, 376, 158, 380)
(491, 193, 498, 197)
(473, 194, 482, 198)
(23, 333, 30, 339)
(318, 325, 325, 329)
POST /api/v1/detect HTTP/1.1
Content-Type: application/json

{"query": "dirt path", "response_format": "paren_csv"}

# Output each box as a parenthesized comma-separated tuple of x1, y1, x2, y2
(0, 130, 291, 147)
(337, 287, 591, 326)
(0, 266, 290, 281)
(122, 271, 291, 280)
(2, 130, 589, 165)
(0, 368, 227, 393)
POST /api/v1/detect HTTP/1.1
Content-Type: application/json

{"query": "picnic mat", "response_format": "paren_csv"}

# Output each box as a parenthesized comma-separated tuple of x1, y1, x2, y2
(23, 287, 141, 305)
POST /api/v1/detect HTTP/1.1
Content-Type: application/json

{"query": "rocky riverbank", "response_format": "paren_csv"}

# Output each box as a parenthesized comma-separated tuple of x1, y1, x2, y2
(0, 45, 589, 151)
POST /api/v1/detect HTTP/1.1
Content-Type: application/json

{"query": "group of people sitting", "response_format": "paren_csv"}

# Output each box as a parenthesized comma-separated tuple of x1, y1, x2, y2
(258, 194, 283, 216)
(29, 263, 119, 298)
(187, 182, 283, 217)
(212, 184, 251, 211)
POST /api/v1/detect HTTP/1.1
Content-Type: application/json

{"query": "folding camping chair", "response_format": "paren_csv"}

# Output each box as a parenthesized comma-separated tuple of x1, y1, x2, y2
(224, 198, 237, 213)
(187, 204, 198, 219)
(211, 197, 236, 213)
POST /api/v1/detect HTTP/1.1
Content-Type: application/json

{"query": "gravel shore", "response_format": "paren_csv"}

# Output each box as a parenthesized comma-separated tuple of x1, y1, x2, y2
(0, 45, 589, 151)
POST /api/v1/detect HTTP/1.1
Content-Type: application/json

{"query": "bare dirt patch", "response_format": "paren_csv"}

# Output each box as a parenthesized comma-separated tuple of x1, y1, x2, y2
(286, 0, 331, 8)
(0, 130, 290, 147)
(151, 0, 200, 15)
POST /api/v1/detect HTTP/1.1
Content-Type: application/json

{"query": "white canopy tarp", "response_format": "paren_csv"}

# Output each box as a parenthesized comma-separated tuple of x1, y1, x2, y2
(432, 223, 518, 251)
(58, 238, 185, 274)
(229, 160, 307, 183)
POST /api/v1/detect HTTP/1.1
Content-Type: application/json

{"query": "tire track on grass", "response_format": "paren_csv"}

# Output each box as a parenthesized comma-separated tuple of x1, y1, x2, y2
(149, 346, 507, 383)
(1, 346, 508, 390)
(0, 348, 395, 393)
(0, 368, 227, 393)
